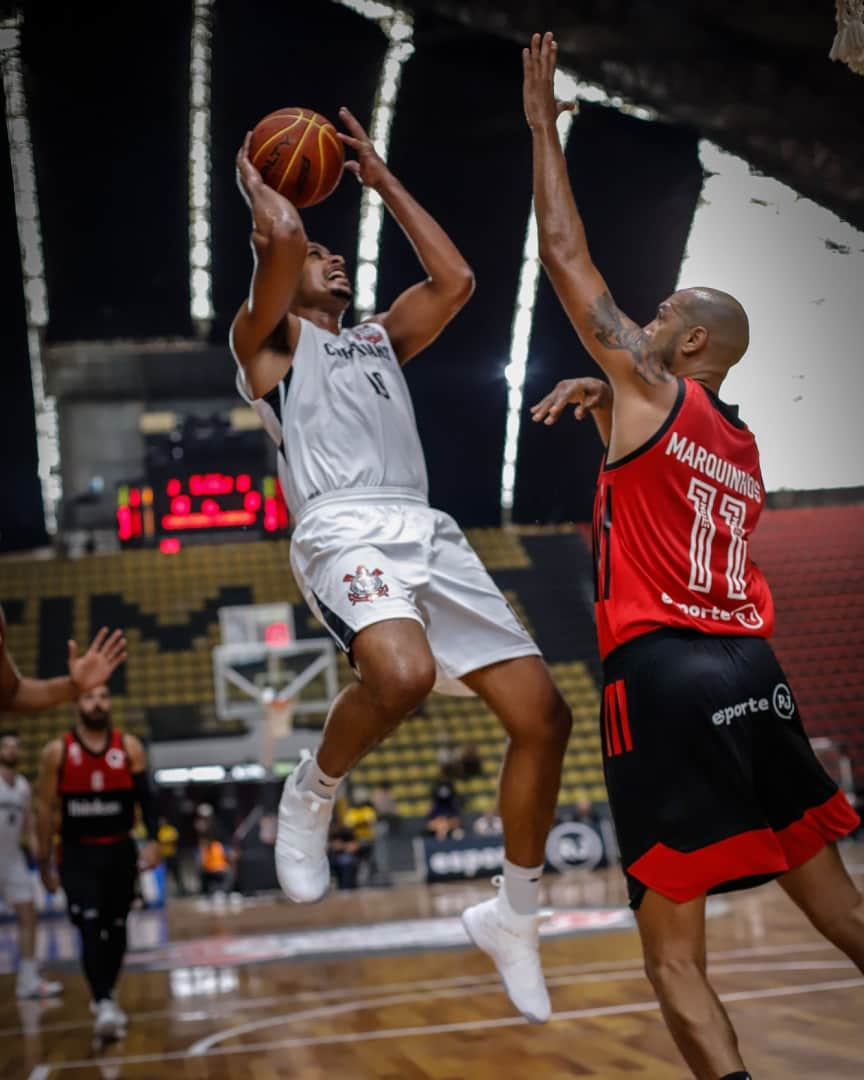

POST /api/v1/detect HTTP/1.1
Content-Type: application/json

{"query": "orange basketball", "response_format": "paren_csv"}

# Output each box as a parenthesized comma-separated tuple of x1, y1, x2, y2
(249, 107, 344, 209)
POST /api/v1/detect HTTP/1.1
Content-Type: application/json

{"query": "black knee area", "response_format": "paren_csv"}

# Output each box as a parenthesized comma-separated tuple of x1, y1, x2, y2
(66, 902, 90, 931)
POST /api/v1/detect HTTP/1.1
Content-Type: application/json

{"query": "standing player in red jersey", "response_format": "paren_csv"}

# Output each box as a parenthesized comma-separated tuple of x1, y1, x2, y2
(35, 685, 161, 1043)
(524, 31, 863, 1080)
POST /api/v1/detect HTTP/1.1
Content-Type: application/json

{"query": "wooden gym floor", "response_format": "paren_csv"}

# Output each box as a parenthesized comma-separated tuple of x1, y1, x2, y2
(2, 856, 862, 1079)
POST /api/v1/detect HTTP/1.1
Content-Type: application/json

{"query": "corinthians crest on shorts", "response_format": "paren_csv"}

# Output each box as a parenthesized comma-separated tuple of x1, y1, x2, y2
(343, 565, 390, 604)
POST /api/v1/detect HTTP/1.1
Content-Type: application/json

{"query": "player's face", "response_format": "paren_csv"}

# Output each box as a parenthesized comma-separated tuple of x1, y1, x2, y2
(0, 735, 19, 768)
(77, 685, 112, 730)
(297, 242, 352, 309)
(643, 296, 686, 371)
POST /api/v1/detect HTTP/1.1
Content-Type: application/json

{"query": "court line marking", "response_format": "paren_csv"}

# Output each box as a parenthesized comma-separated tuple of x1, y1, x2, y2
(188, 958, 858, 1054)
(0, 939, 840, 1039)
(26, 975, 864, 1076)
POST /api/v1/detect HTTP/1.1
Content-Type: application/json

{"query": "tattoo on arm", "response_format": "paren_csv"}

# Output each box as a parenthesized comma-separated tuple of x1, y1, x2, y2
(588, 291, 671, 386)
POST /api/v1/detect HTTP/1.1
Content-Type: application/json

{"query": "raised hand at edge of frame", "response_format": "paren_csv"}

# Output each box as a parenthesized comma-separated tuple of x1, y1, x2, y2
(522, 30, 576, 132)
(68, 627, 127, 694)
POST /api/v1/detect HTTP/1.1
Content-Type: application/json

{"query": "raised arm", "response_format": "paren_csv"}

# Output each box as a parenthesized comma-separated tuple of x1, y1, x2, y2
(229, 132, 307, 398)
(524, 33, 675, 403)
(35, 738, 62, 893)
(0, 608, 23, 708)
(337, 107, 474, 365)
(0, 615, 126, 713)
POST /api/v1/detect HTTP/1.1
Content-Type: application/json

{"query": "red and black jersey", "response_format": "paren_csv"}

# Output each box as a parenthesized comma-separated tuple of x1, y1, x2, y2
(593, 378, 774, 660)
(57, 728, 135, 845)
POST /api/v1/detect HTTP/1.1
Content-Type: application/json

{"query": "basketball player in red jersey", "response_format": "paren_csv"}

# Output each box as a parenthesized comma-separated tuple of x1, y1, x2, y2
(524, 31, 862, 1080)
(34, 685, 161, 1042)
(0, 604, 127, 711)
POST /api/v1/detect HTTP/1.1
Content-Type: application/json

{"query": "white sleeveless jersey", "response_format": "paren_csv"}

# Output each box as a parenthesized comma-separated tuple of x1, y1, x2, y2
(0, 773, 29, 857)
(238, 319, 428, 518)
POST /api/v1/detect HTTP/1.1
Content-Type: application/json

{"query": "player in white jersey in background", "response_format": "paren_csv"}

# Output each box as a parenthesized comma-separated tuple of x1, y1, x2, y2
(230, 107, 573, 1023)
(0, 732, 62, 999)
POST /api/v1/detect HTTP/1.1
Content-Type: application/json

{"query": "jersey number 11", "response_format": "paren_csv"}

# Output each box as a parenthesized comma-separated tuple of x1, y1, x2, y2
(687, 477, 748, 600)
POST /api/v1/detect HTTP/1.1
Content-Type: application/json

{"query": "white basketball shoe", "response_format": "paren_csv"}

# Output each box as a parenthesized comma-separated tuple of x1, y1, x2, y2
(274, 750, 335, 902)
(91, 997, 127, 1041)
(15, 971, 62, 999)
(461, 876, 551, 1023)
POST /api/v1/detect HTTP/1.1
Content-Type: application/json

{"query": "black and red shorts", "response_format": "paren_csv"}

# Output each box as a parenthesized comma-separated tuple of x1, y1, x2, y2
(601, 628, 860, 909)
(60, 837, 137, 927)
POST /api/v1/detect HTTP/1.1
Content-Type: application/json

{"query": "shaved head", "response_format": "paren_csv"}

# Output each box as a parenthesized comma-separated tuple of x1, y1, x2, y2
(674, 287, 750, 367)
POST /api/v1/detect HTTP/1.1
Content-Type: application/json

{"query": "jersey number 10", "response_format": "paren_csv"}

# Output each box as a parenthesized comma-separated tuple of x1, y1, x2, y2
(365, 371, 390, 399)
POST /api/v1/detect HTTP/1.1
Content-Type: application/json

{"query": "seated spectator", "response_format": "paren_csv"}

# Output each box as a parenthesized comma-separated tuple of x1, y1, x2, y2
(198, 833, 231, 896)
(158, 815, 185, 897)
(329, 826, 360, 890)
(343, 788, 377, 847)
(425, 778, 464, 841)
(572, 797, 600, 827)
(472, 807, 503, 836)
(343, 788, 377, 883)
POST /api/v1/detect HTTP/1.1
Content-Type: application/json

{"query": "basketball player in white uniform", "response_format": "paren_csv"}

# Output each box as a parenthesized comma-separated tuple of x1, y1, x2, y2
(0, 731, 62, 999)
(230, 108, 573, 1023)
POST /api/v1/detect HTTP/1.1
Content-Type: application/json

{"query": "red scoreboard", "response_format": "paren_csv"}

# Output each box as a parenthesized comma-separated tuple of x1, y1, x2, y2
(116, 471, 289, 549)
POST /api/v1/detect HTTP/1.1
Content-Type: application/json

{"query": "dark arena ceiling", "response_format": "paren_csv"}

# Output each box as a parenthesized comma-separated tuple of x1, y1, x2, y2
(0, 0, 861, 549)
(413, 0, 864, 232)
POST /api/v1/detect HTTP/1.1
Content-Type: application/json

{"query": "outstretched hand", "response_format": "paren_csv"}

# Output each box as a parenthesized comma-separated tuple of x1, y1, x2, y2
(531, 377, 612, 425)
(337, 107, 389, 188)
(522, 31, 575, 131)
(68, 628, 127, 693)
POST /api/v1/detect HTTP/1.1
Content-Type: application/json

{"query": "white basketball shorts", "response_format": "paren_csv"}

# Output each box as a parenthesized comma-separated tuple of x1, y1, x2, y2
(289, 491, 540, 696)
(0, 849, 35, 906)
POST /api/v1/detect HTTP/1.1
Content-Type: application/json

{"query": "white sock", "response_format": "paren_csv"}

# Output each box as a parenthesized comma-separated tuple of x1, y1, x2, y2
(295, 753, 343, 799)
(502, 858, 543, 916)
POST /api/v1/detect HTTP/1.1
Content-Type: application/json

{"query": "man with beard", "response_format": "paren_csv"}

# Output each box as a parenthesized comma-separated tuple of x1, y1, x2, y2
(0, 605, 127, 712)
(229, 107, 572, 1022)
(34, 685, 160, 1042)
(0, 731, 62, 998)
(524, 31, 861, 1079)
